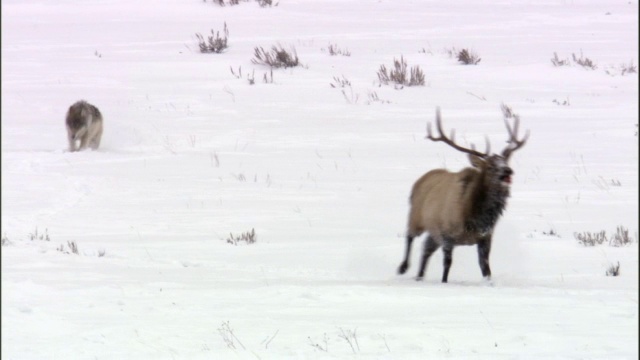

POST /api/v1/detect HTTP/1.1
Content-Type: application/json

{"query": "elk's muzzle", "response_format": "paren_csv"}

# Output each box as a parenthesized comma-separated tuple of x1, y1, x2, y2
(500, 168, 513, 184)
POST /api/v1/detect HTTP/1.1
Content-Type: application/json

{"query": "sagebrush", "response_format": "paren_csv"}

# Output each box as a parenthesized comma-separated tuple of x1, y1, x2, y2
(606, 262, 620, 276)
(324, 44, 351, 57)
(609, 226, 632, 247)
(330, 75, 351, 88)
(231, 66, 274, 85)
(457, 48, 481, 65)
(606, 61, 637, 76)
(574, 230, 607, 246)
(366, 91, 390, 105)
(226, 228, 257, 245)
(377, 56, 425, 87)
(252, 45, 299, 68)
(57, 241, 80, 255)
(29, 227, 50, 241)
(619, 61, 637, 75)
(195, 23, 229, 53)
(572, 51, 597, 69)
(551, 52, 570, 67)
(574, 226, 634, 247)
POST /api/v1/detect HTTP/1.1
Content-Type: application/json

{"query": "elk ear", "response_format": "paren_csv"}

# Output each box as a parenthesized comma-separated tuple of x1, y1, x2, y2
(468, 154, 485, 168)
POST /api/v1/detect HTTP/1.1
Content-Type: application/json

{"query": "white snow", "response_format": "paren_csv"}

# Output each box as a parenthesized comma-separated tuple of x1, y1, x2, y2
(2, 0, 638, 358)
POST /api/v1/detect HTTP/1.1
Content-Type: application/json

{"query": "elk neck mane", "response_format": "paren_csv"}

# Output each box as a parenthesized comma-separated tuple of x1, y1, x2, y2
(460, 167, 510, 235)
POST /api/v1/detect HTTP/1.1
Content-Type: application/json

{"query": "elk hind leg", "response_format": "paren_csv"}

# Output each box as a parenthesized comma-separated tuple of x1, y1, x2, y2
(416, 235, 440, 281)
(441, 240, 454, 283)
(397, 234, 416, 275)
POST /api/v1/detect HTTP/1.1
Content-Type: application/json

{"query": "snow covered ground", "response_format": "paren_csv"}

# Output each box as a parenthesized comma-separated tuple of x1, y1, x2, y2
(2, 0, 638, 358)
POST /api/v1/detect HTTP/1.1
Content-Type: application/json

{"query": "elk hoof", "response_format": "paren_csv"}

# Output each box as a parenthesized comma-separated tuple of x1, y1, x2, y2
(397, 262, 408, 274)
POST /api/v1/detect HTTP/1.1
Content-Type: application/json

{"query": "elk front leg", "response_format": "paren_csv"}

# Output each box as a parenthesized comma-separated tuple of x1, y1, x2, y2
(441, 241, 454, 283)
(477, 236, 492, 279)
(416, 235, 440, 281)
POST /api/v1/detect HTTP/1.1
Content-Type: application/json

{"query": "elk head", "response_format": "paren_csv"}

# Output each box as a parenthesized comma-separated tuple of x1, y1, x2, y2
(426, 107, 529, 188)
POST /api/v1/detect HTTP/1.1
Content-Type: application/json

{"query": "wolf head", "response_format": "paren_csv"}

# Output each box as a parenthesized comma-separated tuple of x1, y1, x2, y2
(66, 102, 94, 140)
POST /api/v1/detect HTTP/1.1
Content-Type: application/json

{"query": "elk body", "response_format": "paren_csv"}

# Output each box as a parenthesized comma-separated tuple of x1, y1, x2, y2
(398, 107, 528, 283)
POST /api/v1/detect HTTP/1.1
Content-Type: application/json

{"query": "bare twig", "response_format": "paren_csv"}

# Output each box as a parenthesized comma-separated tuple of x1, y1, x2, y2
(338, 327, 360, 353)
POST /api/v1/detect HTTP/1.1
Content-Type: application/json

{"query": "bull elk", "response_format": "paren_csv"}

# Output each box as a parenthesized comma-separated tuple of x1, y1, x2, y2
(398, 107, 529, 283)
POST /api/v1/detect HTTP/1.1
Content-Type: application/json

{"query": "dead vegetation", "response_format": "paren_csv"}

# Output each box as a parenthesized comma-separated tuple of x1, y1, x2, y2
(330, 75, 351, 88)
(225, 228, 257, 245)
(550, 52, 570, 67)
(195, 23, 229, 53)
(377, 56, 425, 87)
(230, 66, 274, 84)
(252, 45, 300, 68)
(572, 51, 597, 69)
(457, 48, 481, 65)
(574, 226, 634, 247)
(323, 44, 351, 57)
(606, 261, 620, 276)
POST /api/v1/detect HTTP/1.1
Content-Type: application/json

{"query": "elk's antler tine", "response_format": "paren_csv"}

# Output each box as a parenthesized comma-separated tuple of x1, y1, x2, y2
(511, 117, 520, 140)
(505, 117, 521, 142)
(471, 136, 491, 155)
(502, 117, 529, 159)
(425, 107, 488, 158)
(436, 109, 446, 136)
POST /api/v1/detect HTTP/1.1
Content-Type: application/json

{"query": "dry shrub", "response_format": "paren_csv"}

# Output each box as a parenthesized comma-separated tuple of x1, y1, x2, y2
(574, 230, 607, 246)
(226, 228, 256, 245)
(609, 226, 632, 247)
(377, 56, 425, 87)
(551, 52, 570, 67)
(606, 262, 620, 276)
(572, 51, 597, 69)
(196, 23, 229, 53)
(252, 45, 299, 68)
(457, 48, 481, 65)
(325, 44, 351, 57)
(330, 75, 351, 88)
(574, 226, 634, 247)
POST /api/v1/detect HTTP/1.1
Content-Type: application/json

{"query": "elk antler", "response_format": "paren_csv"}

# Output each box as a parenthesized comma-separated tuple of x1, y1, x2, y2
(426, 107, 490, 158)
(501, 115, 529, 160)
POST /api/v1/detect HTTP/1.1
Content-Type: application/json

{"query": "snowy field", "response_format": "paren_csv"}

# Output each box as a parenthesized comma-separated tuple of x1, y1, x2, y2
(2, 0, 638, 358)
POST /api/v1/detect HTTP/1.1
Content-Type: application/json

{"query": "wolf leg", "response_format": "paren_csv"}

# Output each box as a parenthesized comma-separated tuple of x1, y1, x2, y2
(89, 126, 103, 150)
(68, 132, 78, 152)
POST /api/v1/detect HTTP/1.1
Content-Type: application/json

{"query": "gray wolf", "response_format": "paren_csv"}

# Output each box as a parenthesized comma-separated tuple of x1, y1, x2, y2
(66, 100, 103, 152)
